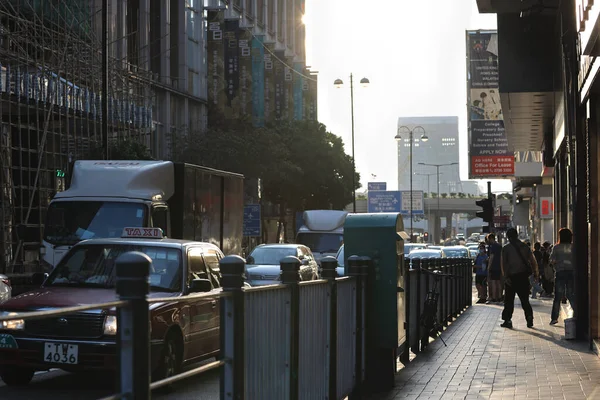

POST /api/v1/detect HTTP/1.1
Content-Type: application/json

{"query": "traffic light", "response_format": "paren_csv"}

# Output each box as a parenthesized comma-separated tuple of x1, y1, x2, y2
(475, 198, 494, 224)
(423, 232, 429, 242)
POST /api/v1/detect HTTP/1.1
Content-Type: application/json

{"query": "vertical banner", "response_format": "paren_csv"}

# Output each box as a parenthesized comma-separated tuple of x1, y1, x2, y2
(284, 56, 294, 120)
(293, 62, 304, 120)
(251, 35, 265, 127)
(264, 42, 276, 123)
(307, 73, 318, 121)
(238, 27, 253, 118)
(302, 67, 310, 120)
(223, 19, 240, 118)
(466, 30, 514, 178)
(207, 10, 225, 112)
(274, 50, 285, 120)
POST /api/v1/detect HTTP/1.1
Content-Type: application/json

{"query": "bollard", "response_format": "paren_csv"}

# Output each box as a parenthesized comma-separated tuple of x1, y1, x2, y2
(347, 255, 364, 400)
(115, 251, 151, 400)
(280, 256, 301, 400)
(220, 255, 246, 400)
(450, 258, 457, 319)
(320, 256, 338, 400)
(420, 258, 430, 350)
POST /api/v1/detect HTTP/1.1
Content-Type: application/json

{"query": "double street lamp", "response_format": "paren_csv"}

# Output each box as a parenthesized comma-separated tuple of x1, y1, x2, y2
(395, 126, 428, 241)
(334, 74, 370, 213)
(419, 162, 458, 242)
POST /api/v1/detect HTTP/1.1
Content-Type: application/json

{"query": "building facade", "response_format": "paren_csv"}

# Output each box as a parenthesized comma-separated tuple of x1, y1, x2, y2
(476, 0, 599, 352)
(397, 116, 478, 196)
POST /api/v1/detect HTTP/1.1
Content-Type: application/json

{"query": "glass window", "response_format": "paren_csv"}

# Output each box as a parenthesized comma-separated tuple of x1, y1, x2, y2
(152, 206, 168, 235)
(247, 246, 298, 265)
(44, 201, 147, 245)
(46, 244, 182, 292)
(202, 252, 221, 288)
(296, 233, 343, 254)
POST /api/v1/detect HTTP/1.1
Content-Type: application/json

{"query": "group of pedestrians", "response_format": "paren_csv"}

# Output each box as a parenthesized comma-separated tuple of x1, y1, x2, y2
(472, 227, 576, 328)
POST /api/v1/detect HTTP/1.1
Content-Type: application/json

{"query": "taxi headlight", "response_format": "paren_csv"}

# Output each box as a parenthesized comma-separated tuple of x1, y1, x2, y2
(0, 312, 25, 330)
(103, 315, 117, 335)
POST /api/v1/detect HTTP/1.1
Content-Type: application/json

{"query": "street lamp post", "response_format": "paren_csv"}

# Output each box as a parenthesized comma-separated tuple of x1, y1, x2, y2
(415, 172, 439, 238)
(334, 74, 370, 213)
(419, 162, 458, 243)
(395, 126, 428, 242)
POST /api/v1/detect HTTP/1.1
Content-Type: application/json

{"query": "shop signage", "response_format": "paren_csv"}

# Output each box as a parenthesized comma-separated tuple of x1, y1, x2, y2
(539, 197, 554, 219)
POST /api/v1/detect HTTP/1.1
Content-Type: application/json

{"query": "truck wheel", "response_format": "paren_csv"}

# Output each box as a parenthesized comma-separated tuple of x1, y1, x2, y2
(0, 367, 35, 386)
(153, 333, 182, 383)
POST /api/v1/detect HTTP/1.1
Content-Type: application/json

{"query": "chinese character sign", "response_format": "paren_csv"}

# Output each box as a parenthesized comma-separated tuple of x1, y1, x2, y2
(207, 10, 225, 114)
(251, 35, 265, 127)
(238, 28, 253, 117)
(223, 19, 240, 117)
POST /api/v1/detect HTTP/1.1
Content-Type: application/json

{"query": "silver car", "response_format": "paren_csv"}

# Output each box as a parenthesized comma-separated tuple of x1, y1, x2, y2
(245, 244, 319, 286)
(0, 274, 11, 303)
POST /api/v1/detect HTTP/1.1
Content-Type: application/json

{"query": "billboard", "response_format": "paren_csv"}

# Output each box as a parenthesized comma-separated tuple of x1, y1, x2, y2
(207, 10, 225, 112)
(223, 19, 240, 119)
(466, 30, 514, 178)
(238, 27, 253, 117)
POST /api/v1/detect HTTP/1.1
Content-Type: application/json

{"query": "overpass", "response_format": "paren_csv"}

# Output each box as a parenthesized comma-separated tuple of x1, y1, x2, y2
(346, 197, 512, 242)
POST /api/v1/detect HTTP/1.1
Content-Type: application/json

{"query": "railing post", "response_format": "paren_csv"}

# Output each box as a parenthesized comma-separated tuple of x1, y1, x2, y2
(400, 252, 410, 365)
(115, 251, 151, 400)
(411, 258, 421, 354)
(220, 255, 246, 400)
(347, 255, 362, 400)
(281, 256, 301, 400)
(321, 256, 338, 400)
(420, 258, 429, 350)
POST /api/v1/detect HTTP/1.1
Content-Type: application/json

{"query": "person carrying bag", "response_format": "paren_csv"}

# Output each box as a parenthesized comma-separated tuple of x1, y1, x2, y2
(500, 228, 540, 329)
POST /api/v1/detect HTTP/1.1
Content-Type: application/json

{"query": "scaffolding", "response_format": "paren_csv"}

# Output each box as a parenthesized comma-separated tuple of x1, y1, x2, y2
(0, 0, 154, 273)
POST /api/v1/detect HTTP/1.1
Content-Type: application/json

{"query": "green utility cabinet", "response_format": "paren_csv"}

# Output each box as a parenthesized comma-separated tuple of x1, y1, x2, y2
(344, 213, 409, 391)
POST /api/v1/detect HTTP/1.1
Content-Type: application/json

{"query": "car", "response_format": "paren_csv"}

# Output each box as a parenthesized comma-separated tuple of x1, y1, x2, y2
(335, 244, 345, 277)
(442, 245, 471, 258)
(405, 249, 444, 268)
(469, 249, 478, 259)
(403, 243, 427, 256)
(0, 275, 11, 303)
(428, 245, 442, 251)
(0, 227, 223, 386)
(466, 243, 480, 252)
(245, 244, 319, 286)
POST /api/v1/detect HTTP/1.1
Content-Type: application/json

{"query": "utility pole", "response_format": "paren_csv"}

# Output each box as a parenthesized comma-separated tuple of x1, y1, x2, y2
(102, 0, 109, 160)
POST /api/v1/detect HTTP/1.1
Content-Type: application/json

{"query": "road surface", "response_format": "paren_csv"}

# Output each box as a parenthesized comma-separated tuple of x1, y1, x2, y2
(0, 360, 220, 400)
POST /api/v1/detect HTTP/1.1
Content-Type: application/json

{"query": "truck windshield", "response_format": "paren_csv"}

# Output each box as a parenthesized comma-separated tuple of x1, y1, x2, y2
(296, 233, 343, 254)
(44, 201, 147, 246)
(45, 244, 182, 292)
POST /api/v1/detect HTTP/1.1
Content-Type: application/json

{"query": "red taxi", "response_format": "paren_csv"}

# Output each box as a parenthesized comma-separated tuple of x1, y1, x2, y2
(0, 228, 223, 386)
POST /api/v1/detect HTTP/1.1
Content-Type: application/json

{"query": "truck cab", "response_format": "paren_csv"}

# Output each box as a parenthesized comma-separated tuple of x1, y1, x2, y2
(41, 161, 173, 270)
(295, 210, 347, 264)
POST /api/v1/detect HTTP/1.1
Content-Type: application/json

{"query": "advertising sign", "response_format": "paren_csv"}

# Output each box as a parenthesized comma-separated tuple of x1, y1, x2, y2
(284, 56, 294, 120)
(223, 19, 239, 118)
(293, 62, 304, 120)
(368, 182, 387, 191)
(367, 191, 424, 214)
(251, 35, 265, 127)
(264, 42, 276, 122)
(466, 30, 514, 178)
(274, 50, 285, 120)
(539, 196, 554, 219)
(238, 28, 253, 117)
(307, 72, 318, 121)
(207, 10, 225, 110)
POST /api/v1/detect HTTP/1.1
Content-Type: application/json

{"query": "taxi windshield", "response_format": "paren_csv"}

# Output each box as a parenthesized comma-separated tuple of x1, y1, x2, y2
(45, 244, 182, 292)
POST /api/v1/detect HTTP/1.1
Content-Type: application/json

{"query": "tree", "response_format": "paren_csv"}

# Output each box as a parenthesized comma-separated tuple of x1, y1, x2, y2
(458, 192, 466, 198)
(170, 118, 359, 212)
(423, 192, 429, 198)
(441, 193, 448, 198)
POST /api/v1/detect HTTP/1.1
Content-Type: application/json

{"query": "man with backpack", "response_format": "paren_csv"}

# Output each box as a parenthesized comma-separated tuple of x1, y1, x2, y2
(500, 228, 540, 329)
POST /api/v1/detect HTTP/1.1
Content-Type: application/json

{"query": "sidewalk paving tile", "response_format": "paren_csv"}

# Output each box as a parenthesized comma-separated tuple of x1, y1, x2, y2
(366, 294, 600, 400)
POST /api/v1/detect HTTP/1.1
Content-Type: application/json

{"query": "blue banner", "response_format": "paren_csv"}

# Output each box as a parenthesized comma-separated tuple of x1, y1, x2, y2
(293, 62, 304, 120)
(251, 35, 265, 127)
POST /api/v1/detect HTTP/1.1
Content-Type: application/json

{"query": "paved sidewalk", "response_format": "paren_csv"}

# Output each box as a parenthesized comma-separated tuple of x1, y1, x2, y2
(371, 295, 600, 399)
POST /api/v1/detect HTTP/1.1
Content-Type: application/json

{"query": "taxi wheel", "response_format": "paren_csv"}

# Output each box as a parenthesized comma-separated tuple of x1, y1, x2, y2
(154, 334, 182, 382)
(0, 367, 35, 386)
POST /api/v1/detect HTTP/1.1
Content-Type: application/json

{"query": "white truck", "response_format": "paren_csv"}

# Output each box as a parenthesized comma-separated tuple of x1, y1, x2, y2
(40, 160, 244, 269)
(295, 210, 348, 263)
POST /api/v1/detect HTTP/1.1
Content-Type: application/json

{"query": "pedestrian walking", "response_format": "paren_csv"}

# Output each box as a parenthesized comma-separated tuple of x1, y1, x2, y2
(474, 242, 489, 303)
(530, 242, 544, 299)
(500, 228, 540, 329)
(486, 233, 503, 303)
(549, 228, 576, 325)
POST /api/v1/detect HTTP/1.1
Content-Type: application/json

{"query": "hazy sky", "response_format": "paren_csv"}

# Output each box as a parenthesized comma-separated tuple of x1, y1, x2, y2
(303, 0, 511, 193)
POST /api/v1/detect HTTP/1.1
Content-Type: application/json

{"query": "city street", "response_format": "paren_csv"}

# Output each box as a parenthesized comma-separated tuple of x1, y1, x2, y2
(0, 360, 219, 400)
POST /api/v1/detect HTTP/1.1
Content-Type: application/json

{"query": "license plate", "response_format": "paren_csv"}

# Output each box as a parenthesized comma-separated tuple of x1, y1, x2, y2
(44, 342, 78, 365)
(0, 334, 18, 349)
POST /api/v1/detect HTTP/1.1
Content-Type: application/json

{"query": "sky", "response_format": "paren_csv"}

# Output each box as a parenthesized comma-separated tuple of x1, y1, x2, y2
(303, 0, 511, 194)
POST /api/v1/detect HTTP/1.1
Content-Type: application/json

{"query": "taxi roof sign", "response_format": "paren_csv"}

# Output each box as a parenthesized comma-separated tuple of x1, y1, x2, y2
(122, 227, 164, 239)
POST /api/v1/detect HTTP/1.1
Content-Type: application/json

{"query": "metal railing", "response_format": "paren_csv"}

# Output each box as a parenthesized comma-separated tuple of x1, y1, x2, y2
(0, 251, 472, 399)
